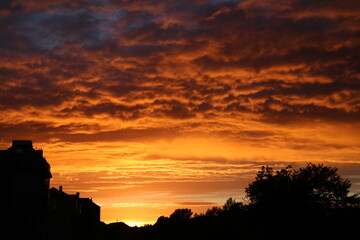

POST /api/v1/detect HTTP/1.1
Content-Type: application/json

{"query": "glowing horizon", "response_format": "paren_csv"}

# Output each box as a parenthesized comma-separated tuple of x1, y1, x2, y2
(0, 0, 359, 225)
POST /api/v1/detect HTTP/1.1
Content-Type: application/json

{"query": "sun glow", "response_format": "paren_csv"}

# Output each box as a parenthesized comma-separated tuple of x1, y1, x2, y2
(126, 221, 149, 227)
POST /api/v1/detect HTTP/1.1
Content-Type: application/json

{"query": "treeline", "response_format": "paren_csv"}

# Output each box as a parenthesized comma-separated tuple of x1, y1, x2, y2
(105, 198, 359, 240)
(49, 163, 360, 240)
(103, 163, 360, 240)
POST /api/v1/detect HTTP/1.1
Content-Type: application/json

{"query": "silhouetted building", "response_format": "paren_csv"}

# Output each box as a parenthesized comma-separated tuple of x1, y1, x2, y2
(45, 186, 101, 240)
(48, 186, 100, 223)
(1, 140, 103, 239)
(0, 140, 52, 239)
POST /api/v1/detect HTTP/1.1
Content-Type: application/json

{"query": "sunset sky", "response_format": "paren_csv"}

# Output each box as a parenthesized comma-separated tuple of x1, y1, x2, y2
(0, 0, 359, 226)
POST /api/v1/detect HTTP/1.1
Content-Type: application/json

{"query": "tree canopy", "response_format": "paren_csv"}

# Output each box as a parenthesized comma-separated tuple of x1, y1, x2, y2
(169, 208, 193, 220)
(245, 163, 360, 209)
(125, 163, 360, 240)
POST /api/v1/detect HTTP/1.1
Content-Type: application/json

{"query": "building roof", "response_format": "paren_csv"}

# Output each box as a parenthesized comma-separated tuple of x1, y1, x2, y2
(11, 140, 33, 148)
(0, 140, 52, 178)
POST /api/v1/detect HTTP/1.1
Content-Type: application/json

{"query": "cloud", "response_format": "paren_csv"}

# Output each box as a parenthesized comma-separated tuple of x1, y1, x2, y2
(59, 101, 148, 119)
(176, 201, 219, 206)
(258, 98, 360, 124)
(0, 120, 187, 143)
(1, 0, 358, 123)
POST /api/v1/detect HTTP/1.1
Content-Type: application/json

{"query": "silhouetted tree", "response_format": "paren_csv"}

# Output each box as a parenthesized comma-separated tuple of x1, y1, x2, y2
(155, 215, 170, 226)
(100, 163, 360, 240)
(205, 206, 222, 217)
(223, 198, 236, 210)
(170, 208, 193, 220)
(245, 163, 360, 209)
(223, 197, 244, 211)
(296, 163, 355, 208)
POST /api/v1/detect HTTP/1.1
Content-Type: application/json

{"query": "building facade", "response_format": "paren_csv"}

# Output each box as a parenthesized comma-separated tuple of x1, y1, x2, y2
(45, 186, 102, 240)
(0, 140, 103, 239)
(48, 186, 100, 223)
(0, 140, 52, 239)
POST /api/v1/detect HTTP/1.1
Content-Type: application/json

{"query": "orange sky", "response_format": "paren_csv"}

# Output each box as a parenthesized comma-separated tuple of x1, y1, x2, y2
(0, 0, 359, 225)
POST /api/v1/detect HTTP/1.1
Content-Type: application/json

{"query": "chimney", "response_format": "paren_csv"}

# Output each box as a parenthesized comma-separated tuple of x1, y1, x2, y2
(59, 186, 63, 192)
(76, 192, 80, 198)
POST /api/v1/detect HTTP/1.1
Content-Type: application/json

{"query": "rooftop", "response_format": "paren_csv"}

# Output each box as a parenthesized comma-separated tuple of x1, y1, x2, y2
(12, 140, 33, 148)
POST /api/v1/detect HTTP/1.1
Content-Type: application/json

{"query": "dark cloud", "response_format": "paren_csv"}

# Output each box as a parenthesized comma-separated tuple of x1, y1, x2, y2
(259, 98, 360, 124)
(0, 120, 184, 143)
(152, 99, 196, 119)
(59, 101, 148, 119)
(0, 0, 23, 14)
(244, 80, 360, 100)
(0, 81, 75, 110)
(0, 2, 112, 53)
(0, 121, 99, 143)
(57, 127, 184, 143)
(0, 0, 359, 129)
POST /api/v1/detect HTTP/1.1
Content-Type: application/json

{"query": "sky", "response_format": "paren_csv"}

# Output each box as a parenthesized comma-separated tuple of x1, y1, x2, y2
(0, 0, 359, 226)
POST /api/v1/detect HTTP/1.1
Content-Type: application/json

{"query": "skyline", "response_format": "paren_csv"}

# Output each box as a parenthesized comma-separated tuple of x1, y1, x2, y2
(0, 0, 359, 225)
